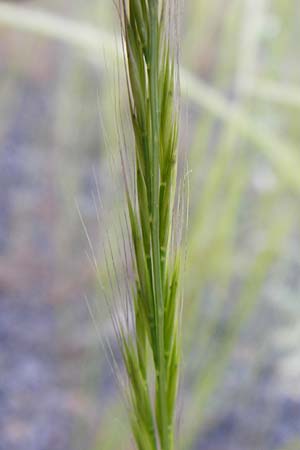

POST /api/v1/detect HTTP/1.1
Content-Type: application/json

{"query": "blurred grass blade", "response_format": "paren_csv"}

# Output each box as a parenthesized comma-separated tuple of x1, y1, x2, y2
(181, 69, 300, 192)
(0, 1, 120, 61)
(183, 215, 293, 448)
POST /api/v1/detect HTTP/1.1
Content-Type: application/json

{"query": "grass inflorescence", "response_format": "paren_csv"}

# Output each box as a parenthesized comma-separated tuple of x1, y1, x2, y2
(115, 1, 183, 449)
